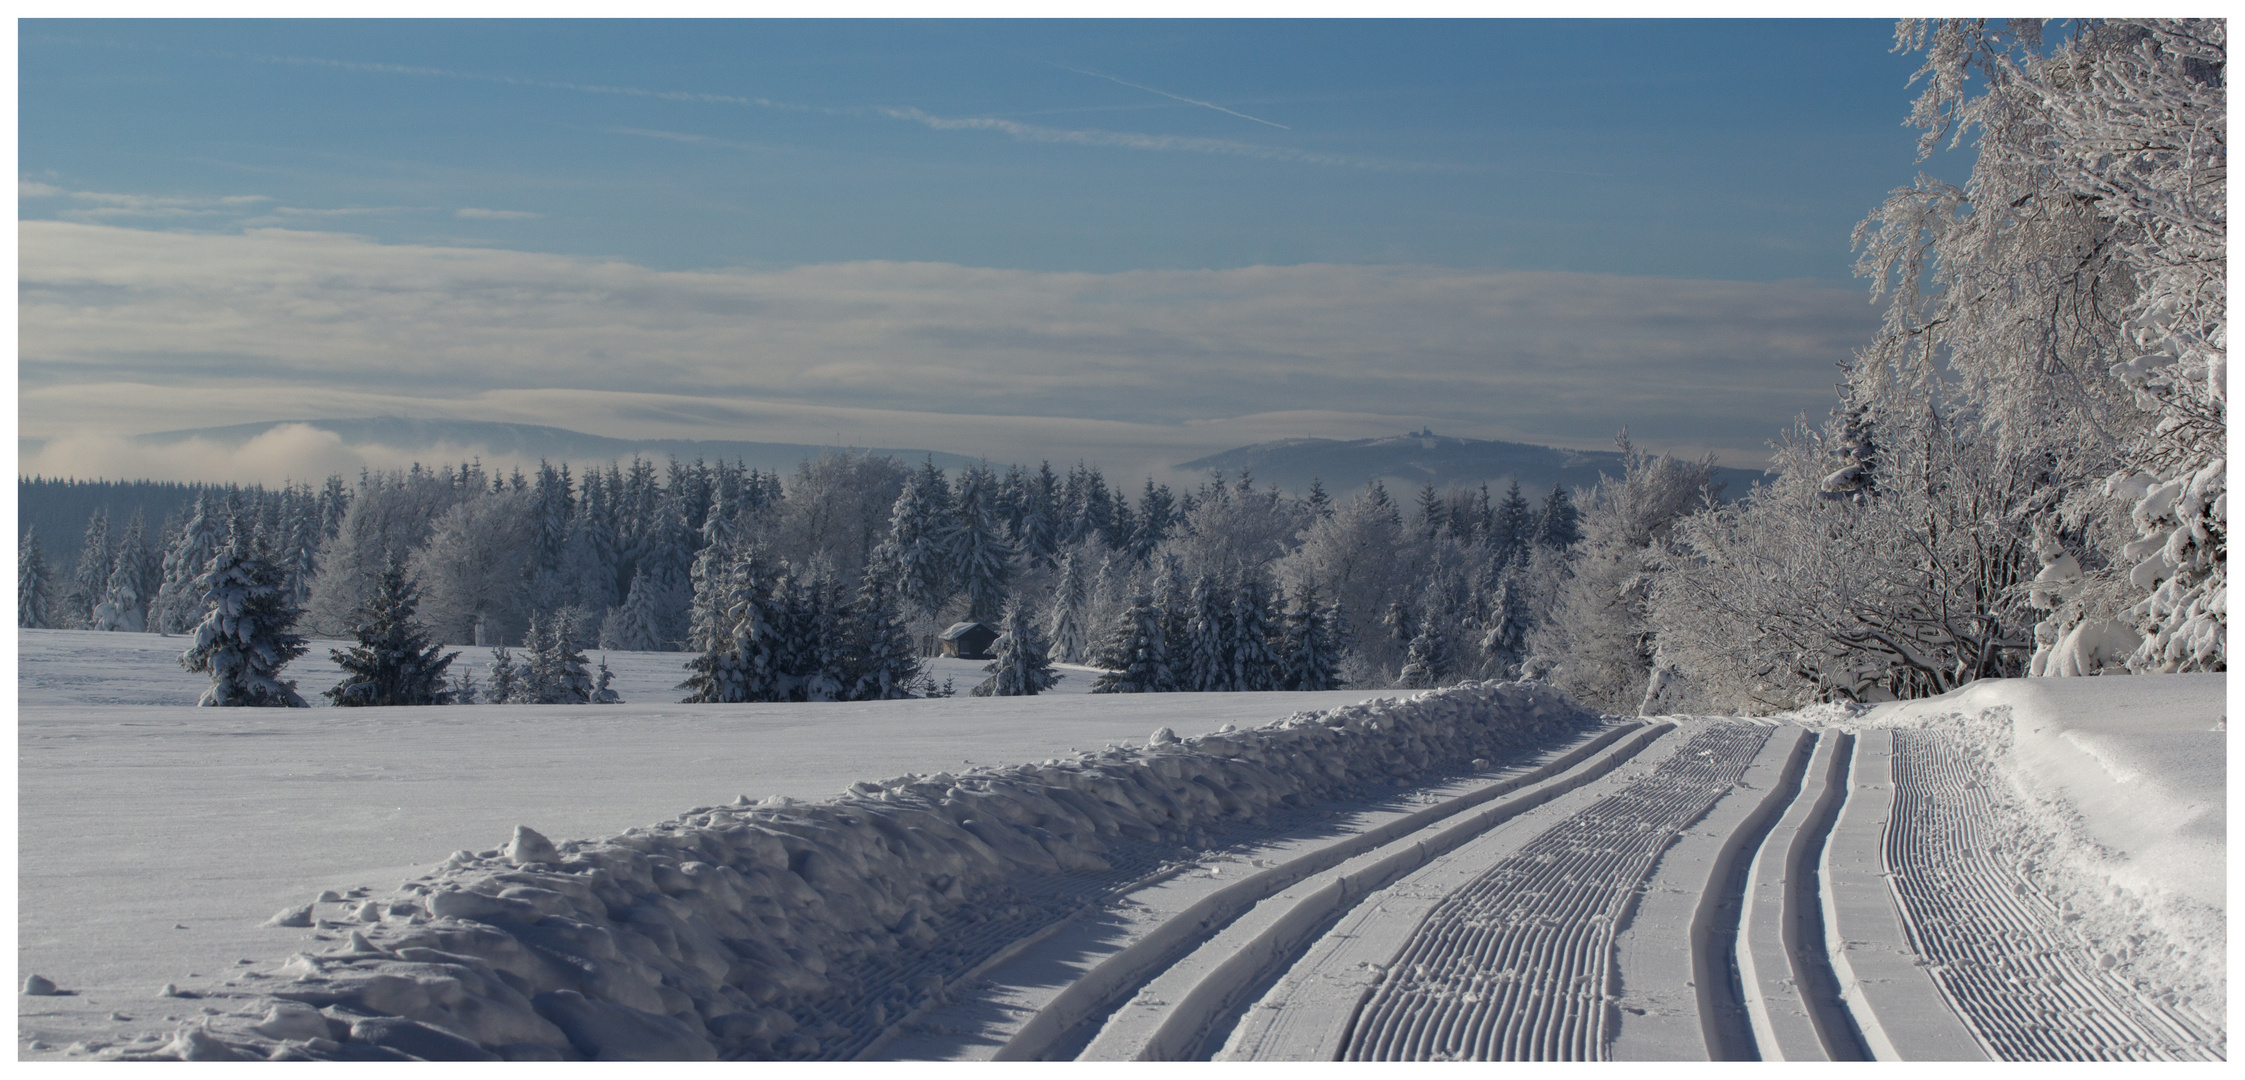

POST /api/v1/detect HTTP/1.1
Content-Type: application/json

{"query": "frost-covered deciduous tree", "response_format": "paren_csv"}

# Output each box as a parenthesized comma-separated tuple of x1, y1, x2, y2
(325, 564, 458, 707)
(1536, 435, 1726, 713)
(305, 469, 474, 638)
(1652, 409, 2053, 710)
(409, 490, 536, 648)
(1856, 18, 2225, 672)
(974, 598, 1061, 697)
(181, 532, 308, 707)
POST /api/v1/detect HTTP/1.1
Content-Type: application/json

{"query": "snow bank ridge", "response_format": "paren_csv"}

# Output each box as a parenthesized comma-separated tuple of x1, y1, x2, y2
(212, 681, 1595, 1061)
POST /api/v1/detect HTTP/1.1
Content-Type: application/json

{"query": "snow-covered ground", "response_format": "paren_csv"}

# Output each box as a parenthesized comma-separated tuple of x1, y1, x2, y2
(15, 628, 1371, 1059)
(16, 628, 2226, 1062)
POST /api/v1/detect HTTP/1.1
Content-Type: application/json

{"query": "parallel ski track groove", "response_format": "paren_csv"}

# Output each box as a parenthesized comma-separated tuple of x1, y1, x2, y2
(1339, 723, 1774, 1061)
(1885, 728, 2224, 1062)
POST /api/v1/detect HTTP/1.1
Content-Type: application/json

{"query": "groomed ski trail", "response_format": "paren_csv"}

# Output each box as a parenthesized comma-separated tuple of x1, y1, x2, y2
(1884, 724, 2226, 1061)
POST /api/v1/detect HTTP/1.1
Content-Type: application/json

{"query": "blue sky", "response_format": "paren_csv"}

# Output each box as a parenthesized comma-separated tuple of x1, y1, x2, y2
(19, 19, 1957, 484)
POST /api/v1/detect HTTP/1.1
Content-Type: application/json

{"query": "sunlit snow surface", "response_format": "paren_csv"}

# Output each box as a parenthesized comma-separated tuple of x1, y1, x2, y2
(16, 627, 1371, 1056)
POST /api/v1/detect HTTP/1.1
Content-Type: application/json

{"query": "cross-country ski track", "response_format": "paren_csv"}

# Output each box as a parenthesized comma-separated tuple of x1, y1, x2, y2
(17, 647, 2225, 1062)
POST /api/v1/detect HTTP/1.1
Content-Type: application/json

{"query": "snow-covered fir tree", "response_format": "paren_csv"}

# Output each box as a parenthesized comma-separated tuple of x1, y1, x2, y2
(841, 569, 924, 701)
(1230, 572, 1282, 691)
(1179, 573, 1231, 692)
(1043, 548, 1091, 664)
(1536, 484, 1581, 551)
(324, 564, 458, 707)
(1274, 581, 1344, 691)
(680, 556, 784, 704)
(180, 531, 309, 707)
(518, 612, 597, 704)
(602, 568, 668, 651)
(66, 507, 114, 630)
(945, 464, 1015, 623)
(96, 510, 156, 633)
(973, 597, 1062, 697)
(485, 646, 521, 704)
(593, 657, 622, 704)
(886, 461, 956, 619)
(19, 527, 54, 629)
(1090, 593, 1175, 693)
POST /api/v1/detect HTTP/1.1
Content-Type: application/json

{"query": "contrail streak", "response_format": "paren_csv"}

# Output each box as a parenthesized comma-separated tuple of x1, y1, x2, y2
(1040, 60, 1291, 129)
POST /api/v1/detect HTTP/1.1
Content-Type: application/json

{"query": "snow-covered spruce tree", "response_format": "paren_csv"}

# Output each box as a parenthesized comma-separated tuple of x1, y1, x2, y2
(841, 569, 924, 701)
(1856, 19, 2224, 673)
(1396, 580, 1460, 689)
(1090, 593, 1175, 693)
(324, 564, 458, 707)
(1479, 566, 1533, 679)
(973, 597, 1062, 697)
(65, 507, 113, 630)
(448, 665, 480, 705)
(1274, 581, 1344, 691)
(99, 510, 157, 633)
(680, 555, 784, 704)
(593, 657, 622, 704)
(1043, 548, 1091, 664)
(1491, 480, 1535, 568)
(19, 527, 54, 629)
(945, 463, 1015, 623)
(1230, 571, 1283, 691)
(1179, 573, 1232, 692)
(887, 461, 956, 620)
(180, 532, 309, 707)
(485, 646, 521, 704)
(602, 568, 667, 651)
(517, 612, 597, 705)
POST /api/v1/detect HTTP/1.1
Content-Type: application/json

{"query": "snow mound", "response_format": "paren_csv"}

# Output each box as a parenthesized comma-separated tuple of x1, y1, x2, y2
(180, 680, 1597, 1061)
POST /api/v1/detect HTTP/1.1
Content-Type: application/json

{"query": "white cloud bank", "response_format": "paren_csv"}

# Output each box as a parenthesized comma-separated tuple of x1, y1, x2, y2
(19, 220, 1882, 483)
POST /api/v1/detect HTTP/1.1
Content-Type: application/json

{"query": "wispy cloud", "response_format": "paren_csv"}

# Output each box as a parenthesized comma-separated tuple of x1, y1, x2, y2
(1038, 60, 1291, 130)
(20, 219, 1881, 476)
(877, 107, 1448, 172)
(51, 36, 1431, 172)
(455, 208, 540, 220)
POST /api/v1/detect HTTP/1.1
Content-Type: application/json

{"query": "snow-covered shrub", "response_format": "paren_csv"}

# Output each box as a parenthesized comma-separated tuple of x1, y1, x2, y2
(180, 533, 309, 708)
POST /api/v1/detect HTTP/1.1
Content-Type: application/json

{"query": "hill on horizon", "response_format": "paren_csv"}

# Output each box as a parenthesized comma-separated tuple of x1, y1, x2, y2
(21, 417, 986, 479)
(1175, 430, 1767, 501)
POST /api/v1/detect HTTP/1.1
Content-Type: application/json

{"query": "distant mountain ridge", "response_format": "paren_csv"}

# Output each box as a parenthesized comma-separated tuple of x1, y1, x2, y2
(108, 417, 986, 475)
(1176, 430, 1767, 501)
